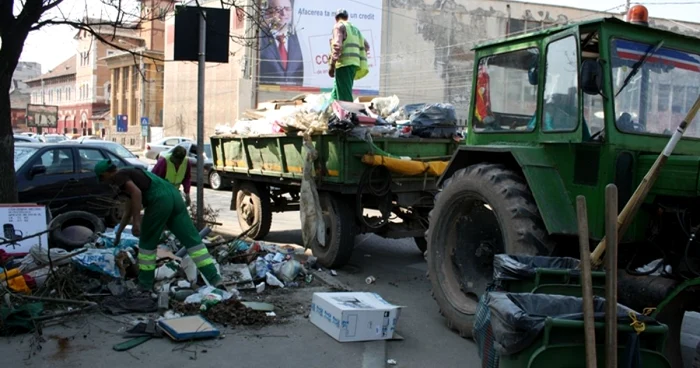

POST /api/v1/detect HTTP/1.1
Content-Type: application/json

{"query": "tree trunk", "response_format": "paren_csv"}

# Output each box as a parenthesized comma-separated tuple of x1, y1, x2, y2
(0, 59, 19, 203)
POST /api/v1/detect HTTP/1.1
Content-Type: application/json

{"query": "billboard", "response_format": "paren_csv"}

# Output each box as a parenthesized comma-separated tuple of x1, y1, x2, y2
(26, 104, 58, 128)
(258, 0, 382, 94)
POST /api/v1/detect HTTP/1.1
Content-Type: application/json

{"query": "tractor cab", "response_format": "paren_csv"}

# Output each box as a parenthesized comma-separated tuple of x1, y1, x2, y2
(455, 7, 700, 242)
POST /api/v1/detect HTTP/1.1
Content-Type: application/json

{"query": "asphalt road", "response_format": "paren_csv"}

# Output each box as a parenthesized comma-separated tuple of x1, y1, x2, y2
(195, 184, 700, 368)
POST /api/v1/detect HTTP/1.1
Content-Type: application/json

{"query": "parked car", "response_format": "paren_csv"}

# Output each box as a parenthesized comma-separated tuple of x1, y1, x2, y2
(14, 134, 40, 143)
(74, 135, 102, 143)
(14, 143, 137, 225)
(64, 140, 149, 169)
(156, 141, 227, 190)
(144, 136, 193, 159)
(41, 134, 68, 143)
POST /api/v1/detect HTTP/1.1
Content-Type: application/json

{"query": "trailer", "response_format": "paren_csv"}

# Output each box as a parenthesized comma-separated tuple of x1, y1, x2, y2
(210, 133, 459, 268)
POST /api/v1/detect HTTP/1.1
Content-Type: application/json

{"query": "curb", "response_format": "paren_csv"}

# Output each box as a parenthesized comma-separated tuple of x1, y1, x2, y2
(313, 269, 352, 292)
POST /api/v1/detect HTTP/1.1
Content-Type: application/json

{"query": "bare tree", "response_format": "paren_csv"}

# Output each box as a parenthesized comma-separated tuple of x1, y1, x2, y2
(0, 0, 267, 203)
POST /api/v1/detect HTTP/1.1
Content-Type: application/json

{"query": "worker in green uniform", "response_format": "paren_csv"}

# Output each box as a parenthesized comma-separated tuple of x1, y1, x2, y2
(95, 159, 222, 290)
(328, 8, 370, 102)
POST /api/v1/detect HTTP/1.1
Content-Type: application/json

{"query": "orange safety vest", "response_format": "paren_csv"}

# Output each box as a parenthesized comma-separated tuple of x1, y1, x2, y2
(474, 65, 492, 122)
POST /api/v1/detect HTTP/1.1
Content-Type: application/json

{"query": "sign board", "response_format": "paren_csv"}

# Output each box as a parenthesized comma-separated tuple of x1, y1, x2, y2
(140, 117, 149, 127)
(173, 6, 231, 63)
(257, 0, 383, 94)
(141, 125, 149, 137)
(26, 104, 59, 128)
(116, 115, 128, 132)
(0, 204, 49, 254)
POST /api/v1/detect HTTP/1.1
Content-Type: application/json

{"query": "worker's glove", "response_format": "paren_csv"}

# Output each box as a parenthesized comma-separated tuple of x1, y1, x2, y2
(185, 194, 192, 207)
(328, 65, 335, 78)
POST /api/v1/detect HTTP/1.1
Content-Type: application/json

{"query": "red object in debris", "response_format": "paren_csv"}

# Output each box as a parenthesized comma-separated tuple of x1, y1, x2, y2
(146, 144, 151, 151)
(23, 274, 36, 289)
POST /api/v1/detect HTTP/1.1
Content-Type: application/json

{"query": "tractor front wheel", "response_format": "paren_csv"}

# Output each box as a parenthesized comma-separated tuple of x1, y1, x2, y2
(427, 163, 553, 338)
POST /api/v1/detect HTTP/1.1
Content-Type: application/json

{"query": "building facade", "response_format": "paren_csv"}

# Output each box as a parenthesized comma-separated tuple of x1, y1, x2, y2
(161, 0, 700, 137)
(9, 61, 42, 131)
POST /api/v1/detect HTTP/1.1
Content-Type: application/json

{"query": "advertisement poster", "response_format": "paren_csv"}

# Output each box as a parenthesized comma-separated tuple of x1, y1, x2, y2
(258, 0, 383, 94)
(0, 204, 49, 254)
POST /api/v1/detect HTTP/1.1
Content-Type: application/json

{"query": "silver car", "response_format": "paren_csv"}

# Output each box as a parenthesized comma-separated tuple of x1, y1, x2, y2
(143, 136, 193, 159)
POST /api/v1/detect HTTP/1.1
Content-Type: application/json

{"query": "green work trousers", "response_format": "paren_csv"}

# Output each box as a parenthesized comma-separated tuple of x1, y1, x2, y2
(137, 171, 221, 289)
(330, 65, 357, 102)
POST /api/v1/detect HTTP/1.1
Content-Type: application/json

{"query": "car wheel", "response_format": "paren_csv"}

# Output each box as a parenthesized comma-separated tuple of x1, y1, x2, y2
(209, 171, 223, 190)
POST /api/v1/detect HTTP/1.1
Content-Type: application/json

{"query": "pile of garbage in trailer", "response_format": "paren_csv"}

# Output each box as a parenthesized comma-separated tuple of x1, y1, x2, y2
(214, 93, 465, 140)
(0, 210, 323, 339)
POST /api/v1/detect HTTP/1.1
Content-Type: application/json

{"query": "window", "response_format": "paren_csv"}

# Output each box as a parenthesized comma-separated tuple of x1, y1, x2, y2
(658, 84, 670, 111)
(542, 35, 579, 132)
(33, 149, 74, 175)
(106, 50, 117, 57)
(57, 89, 62, 102)
(672, 86, 685, 114)
(164, 138, 180, 146)
(80, 51, 91, 66)
(78, 148, 108, 173)
(106, 152, 127, 168)
(472, 47, 540, 132)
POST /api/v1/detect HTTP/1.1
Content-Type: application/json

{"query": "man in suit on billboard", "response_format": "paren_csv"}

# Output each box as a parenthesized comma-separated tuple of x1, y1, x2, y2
(259, 0, 304, 86)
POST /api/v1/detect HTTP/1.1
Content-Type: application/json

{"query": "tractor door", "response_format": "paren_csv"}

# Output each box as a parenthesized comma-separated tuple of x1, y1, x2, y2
(538, 27, 583, 143)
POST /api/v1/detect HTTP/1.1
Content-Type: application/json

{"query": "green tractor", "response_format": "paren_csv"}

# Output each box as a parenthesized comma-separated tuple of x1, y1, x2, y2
(427, 8, 700, 367)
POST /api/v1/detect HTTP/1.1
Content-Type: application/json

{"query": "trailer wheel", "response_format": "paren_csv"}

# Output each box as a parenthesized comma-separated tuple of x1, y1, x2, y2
(235, 182, 272, 240)
(427, 163, 553, 338)
(312, 193, 355, 268)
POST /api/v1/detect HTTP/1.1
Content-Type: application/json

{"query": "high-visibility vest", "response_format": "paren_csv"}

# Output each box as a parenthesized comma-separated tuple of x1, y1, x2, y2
(163, 152, 186, 187)
(333, 21, 369, 80)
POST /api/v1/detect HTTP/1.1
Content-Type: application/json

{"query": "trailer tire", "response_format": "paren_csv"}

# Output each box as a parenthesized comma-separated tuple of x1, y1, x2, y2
(312, 193, 355, 269)
(235, 182, 272, 240)
(427, 163, 553, 338)
(50, 211, 105, 250)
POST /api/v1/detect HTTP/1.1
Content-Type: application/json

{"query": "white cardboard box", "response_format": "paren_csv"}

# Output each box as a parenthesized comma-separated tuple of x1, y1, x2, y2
(309, 292, 403, 342)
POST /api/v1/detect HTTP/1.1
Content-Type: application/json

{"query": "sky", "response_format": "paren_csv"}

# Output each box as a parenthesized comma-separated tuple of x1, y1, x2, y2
(17, 0, 700, 74)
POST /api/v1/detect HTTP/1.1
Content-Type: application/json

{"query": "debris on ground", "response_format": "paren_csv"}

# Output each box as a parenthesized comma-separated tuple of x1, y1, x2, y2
(173, 299, 276, 327)
(387, 359, 398, 365)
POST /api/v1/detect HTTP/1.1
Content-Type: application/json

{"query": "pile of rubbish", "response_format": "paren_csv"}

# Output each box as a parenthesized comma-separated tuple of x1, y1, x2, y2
(214, 93, 464, 141)
(0, 222, 319, 336)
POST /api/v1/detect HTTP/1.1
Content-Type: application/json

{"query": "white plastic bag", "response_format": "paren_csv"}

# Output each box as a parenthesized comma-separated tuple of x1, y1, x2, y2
(299, 140, 326, 249)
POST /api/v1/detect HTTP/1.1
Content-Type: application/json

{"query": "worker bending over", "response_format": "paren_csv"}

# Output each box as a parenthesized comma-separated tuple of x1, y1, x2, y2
(151, 145, 192, 206)
(329, 8, 370, 102)
(95, 160, 221, 290)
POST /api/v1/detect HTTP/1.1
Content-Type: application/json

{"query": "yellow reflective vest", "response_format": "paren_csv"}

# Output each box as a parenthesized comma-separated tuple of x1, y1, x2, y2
(163, 152, 187, 187)
(333, 21, 369, 80)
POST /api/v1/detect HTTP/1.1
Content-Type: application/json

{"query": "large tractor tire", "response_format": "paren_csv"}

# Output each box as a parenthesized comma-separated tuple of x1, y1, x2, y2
(427, 163, 553, 338)
(311, 193, 356, 269)
(234, 182, 272, 240)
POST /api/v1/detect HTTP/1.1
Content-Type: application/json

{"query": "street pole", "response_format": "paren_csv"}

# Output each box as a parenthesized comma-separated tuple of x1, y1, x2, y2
(140, 54, 146, 149)
(625, 0, 631, 19)
(196, 9, 206, 230)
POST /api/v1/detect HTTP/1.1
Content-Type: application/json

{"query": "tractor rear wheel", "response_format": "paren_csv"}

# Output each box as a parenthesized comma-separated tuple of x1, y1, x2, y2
(427, 163, 553, 338)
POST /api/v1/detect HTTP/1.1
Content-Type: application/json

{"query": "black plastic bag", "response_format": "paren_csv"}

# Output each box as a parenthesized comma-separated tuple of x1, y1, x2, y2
(487, 292, 648, 356)
(492, 254, 581, 281)
(409, 103, 458, 138)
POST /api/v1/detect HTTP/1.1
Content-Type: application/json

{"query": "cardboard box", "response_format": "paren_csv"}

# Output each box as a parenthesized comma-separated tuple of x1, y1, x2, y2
(309, 292, 403, 342)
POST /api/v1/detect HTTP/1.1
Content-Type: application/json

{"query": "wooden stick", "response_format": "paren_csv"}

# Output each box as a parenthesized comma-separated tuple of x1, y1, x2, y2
(591, 95, 700, 265)
(576, 196, 597, 368)
(605, 184, 619, 368)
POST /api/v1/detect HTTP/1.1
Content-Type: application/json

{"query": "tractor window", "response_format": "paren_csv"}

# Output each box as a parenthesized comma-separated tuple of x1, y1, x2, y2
(472, 47, 539, 133)
(542, 35, 579, 132)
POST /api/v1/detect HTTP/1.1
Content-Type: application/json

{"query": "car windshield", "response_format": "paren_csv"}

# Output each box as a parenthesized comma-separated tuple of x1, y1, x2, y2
(44, 136, 66, 143)
(15, 147, 38, 170)
(111, 144, 136, 158)
(611, 38, 700, 138)
(204, 144, 212, 159)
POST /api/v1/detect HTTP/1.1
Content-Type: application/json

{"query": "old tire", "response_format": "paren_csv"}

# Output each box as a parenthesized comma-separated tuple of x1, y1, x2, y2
(414, 237, 428, 254)
(235, 182, 272, 240)
(49, 211, 106, 250)
(312, 193, 355, 269)
(209, 171, 223, 191)
(427, 163, 553, 338)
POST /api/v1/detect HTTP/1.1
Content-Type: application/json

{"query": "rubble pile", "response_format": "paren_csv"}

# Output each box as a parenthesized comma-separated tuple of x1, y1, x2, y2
(172, 299, 275, 327)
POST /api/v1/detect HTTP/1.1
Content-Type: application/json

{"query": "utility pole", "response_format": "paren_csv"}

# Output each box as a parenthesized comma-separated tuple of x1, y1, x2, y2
(140, 54, 147, 149)
(625, 0, 631, 19)
(196, 9, 206, 230)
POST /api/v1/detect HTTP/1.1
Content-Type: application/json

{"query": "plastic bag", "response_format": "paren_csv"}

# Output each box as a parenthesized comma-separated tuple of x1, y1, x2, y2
(492, 254, 581, 281)
(487, 292, 644, 356)
(409, 103, 458, 138)
(72, 248, 125, 278)
(184, 285, 237, 305)
(371, 95, 400, 117)
(299, 140, 326, 249)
